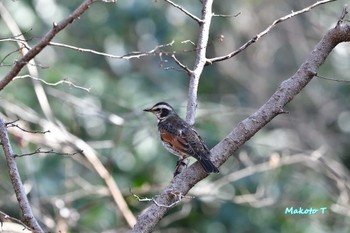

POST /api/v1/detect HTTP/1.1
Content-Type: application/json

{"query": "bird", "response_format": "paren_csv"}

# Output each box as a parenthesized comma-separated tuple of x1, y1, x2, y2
(144, 102, 219, 174)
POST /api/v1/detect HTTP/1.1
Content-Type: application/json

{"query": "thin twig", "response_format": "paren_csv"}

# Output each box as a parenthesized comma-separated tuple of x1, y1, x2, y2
(0, 210, 30, 231)
(213, 12, 241, 17)
(337, 5, 348, 25)
(0, 2, 54, 121)
(315, 73, 350, 83)
(206, 0, 337, 64)
(181, 40, 196, 46)
(171, 54, 193, 75)
(6, 121, 50, 134)
(0, 29, 32, 41)
(130, 189, 194, 208)
(210, 152, 323, 192)
(2, 100, 135, 228)
(0, 47, 21, 65)
(0, 0, 98, 91)
(14, 148, 83, 158)
(14, 75, 91, 92)
(163, 0, 203, 23)
(49, 40, 175, 60)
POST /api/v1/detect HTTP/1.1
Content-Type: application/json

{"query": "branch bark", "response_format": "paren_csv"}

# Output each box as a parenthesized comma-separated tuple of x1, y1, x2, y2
(0, 0, 137, 230)
(206, 0, 337, 65)
(0, 118, 43, 233)
(186, 0, 213, 125)
(0, 0, 96, 91)
(131, 18, 350, 233)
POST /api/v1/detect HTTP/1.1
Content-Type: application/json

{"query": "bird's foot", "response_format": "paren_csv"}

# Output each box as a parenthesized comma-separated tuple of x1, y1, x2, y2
(174, 158, 189, 177)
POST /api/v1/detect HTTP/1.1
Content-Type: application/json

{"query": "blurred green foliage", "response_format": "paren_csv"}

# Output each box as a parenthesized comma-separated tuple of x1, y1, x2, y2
(0, 0, 350, 232)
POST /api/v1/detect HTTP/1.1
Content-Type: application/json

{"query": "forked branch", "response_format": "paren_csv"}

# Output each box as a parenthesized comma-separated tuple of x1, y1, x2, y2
(0, 0, 97, 91)
(132, 10, 350, 233)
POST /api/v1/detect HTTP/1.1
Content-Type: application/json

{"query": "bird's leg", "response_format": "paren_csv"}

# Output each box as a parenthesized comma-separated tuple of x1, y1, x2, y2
(174, 158, 189, 177)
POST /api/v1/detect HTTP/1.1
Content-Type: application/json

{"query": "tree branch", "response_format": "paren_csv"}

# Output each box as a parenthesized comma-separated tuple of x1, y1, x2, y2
(0, 0, 137, 230)
(14, 75, 91, 92)
(206, 0, 337, 65)
(1, 108, 136, 228)
(49, 40, 175, 60)
(0, 2, 55, 121)
(0, 117, 44, 233)
(0, 0, 97, 91)
(186, 0, 213, 125)
(131, 15, 350, 233)
(163, 0, 203, 23)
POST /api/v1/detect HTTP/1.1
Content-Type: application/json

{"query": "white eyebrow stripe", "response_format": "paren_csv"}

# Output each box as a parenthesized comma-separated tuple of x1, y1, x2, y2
(152, 104, 173, 111)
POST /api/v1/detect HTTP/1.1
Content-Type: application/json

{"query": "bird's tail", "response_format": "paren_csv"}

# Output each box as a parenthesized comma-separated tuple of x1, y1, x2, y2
(199, 157, 219, 173)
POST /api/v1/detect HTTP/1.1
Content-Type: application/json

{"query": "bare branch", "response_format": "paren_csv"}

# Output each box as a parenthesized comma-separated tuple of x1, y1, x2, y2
(0, 210, 30, 231)
(206, 0, 337, 64)
(0, 47, 21, 65)
(0, 0, 98, 91)
(132, 14, 350, 233)
(6, 120, 50, 134)
(14, 75, 91, 92)
(186, 0, 214, 125)
(315, 73, 350, 83)
(49, 40, 175, 60)
(181, 39, 196, 46)
(208, 151, 324, 192)
(14, 148, 83, 158)
(0, 2, 53, 121)
(337, 5, 348, 25)
(2, 102, 136, 228)
(163, 0, 203, 23)
(171, 54, 193, 75)
(130, 189, 194, 208)
(0, 117, 44, 232)
(0, 28, 33, 41)
(213, 11, 241, 18)
(0, 1, 136, 230)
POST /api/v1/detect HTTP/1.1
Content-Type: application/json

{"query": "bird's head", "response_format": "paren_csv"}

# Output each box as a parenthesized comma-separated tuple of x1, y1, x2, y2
(144, 102, 176, 121)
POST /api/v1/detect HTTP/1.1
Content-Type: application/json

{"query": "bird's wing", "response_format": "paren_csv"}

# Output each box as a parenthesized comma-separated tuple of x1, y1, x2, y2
(159, 125, 190, 156)
(184, 128, 219, 173)
(160, 123, 207, 158)
(183, 127, 211, 158)
(160, 123, 218, 173)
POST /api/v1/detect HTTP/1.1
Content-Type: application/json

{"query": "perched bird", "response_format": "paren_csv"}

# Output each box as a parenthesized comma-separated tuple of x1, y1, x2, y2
(144, 102, 219, 174)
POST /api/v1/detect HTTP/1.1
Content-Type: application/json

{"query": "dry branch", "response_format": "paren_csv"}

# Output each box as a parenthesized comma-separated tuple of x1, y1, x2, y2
(0, 118, 44, 233)
(206, 0, 337, 65)
(186, 0, 214, 125)
(163, 0, 202, 23)
(0, 0, 137, 230)
(131, 14, 350, 233)
(0, 0, 97, 91)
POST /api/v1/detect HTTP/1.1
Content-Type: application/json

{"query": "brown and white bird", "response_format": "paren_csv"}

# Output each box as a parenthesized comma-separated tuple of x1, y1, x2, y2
(144, 102, 219, 174)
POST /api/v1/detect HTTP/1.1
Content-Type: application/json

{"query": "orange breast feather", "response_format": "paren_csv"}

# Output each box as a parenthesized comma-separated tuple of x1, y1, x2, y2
(159, 128, 189, 153)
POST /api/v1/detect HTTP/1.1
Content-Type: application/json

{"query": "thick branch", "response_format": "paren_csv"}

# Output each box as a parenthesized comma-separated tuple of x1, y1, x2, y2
(0, 118, 44, 233)
(132, 20, 350, 233)
(186, 0, 213, 125)
(0, 0, 96, 91)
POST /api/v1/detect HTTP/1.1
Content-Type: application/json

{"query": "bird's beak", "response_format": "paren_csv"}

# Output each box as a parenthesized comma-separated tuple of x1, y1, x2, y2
(143, 108, 152, 112)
